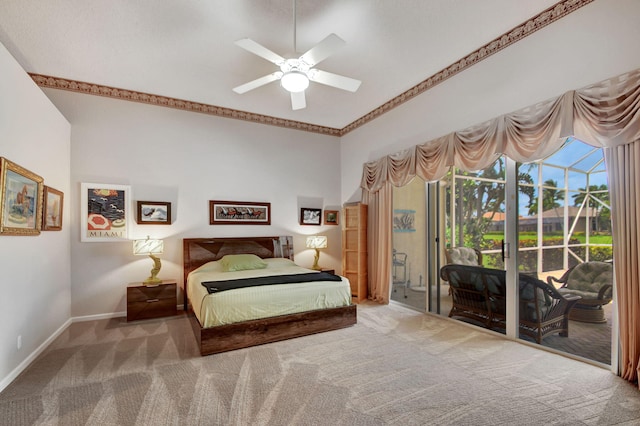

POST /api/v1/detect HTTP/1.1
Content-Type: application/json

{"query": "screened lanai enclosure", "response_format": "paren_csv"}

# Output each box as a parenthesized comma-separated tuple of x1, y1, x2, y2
(391, 137, 613, 365)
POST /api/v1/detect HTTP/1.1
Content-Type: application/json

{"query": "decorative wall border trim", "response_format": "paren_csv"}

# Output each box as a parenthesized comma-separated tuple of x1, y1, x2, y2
(29, 0, 592, 137)
(29, 74, 342, 137)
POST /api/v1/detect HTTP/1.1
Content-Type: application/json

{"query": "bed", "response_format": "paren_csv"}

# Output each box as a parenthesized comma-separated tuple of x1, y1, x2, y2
(183, 236, 357, 355)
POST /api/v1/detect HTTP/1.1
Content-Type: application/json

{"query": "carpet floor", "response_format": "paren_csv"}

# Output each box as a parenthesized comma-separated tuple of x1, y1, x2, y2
(0, 302, 638, 425)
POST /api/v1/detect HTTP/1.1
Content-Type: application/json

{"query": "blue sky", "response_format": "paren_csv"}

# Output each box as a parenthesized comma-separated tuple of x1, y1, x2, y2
(517, 137, 608, 216)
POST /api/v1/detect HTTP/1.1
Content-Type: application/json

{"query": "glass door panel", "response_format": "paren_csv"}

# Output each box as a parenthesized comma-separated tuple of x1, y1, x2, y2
(516, 138, 613, 365)
(445, 164, 506, 269)
(391, 178, 427, 311)
(440, 158, 507, 331)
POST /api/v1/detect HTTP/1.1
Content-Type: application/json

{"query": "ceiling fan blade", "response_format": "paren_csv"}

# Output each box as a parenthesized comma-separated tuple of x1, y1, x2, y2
(299, 33, 345, 67)
(235, 38, 285, 65)
(291, 91, 306, 110)
(232, 72, 282, 94)
(308, 69, 361, 92)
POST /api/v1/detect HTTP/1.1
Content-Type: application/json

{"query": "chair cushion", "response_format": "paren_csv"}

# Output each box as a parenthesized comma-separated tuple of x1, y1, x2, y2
(558, 288, 599, 300)
(519, 276, 553, 321)
(447, 247, 479, 265)
(566, 262, 612, 293)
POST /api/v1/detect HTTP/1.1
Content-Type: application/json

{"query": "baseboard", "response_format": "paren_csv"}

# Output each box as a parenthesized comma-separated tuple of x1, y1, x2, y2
(71, 311, 126, 322)
(0, 317, 72, 393)
(71, 305, 184, 323)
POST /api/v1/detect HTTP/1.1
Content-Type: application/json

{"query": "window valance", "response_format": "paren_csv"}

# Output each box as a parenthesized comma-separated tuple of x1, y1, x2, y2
(361, 68, 640, 192)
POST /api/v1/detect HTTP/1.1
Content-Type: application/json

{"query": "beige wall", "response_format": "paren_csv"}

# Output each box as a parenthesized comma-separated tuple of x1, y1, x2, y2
(44, 89, 343, 318)
(0, 43, 71, 389)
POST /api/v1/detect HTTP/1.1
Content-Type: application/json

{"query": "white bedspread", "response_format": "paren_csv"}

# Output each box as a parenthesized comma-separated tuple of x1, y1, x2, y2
(187, 258, 352, 328)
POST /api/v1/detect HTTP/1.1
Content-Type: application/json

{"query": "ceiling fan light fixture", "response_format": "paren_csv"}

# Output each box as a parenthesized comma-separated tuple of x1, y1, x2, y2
(280, 71, 309, 93)
(233, 33, 359, 109)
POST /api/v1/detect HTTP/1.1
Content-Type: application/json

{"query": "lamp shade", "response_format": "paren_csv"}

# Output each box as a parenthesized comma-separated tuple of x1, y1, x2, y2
(306, 236, 327, 270)
(306, 235, 327, 249)
(281, 71, 309, 93)
(133, 238, 164, 255)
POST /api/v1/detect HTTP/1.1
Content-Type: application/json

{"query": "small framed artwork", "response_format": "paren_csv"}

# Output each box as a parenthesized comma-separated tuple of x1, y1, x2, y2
(0, 157, 44, 236)
(300, 208, 322, 225)
(42, 186, 64, 231)
(324, 210, 339, 225)
(393, 209, 416, 232)
(209, 200, 271, 225)
(136, 201, 171, 225)
(81, 182, 131, 242)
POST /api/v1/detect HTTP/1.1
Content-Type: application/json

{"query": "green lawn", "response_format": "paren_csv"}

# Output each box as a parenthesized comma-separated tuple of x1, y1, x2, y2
(483, 232, 613, 245)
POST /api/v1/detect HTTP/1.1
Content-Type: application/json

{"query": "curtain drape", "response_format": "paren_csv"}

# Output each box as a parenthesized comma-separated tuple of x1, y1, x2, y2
(362, 182, 393, 303)
(604, 141, 640, 383)
(359, 67, 640, 384)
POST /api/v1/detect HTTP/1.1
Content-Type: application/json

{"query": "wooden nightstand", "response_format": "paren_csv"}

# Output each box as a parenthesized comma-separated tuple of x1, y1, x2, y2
(127, 280, 177, 321)
(320, 268, 335, 274)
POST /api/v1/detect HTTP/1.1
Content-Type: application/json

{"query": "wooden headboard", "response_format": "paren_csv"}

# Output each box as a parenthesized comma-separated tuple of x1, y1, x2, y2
(182, 236, 294, 310)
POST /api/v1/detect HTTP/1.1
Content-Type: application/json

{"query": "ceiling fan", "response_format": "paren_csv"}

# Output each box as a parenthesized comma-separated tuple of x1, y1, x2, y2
(232, 32, 361, 110)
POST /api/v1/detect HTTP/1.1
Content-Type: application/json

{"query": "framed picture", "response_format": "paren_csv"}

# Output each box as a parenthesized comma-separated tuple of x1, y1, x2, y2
(0, 157, 44, 236)
(300, 208, 322, 225)
(324, 210, 339, 225)
(81, 182, 130, 242)
(42, 186, 64, 231)
(209, 200, 271, 225)
(393, 209, 416, 232)
(136, 201, 171, 225)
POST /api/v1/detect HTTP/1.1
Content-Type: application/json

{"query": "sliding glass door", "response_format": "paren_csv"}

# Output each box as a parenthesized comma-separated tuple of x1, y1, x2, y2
(390, 158, 508, 317)
(439, 158, 508, 330)
(516, 138, 612, 364)
(390, 139, 613, 366)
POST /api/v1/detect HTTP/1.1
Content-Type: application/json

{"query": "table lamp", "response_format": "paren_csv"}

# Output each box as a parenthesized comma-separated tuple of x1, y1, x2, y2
(133, 236, 164, 285)
(306, 235, 327, 270)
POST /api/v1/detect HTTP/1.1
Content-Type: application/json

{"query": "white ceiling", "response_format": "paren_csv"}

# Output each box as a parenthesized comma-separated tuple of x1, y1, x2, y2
(0, 0, 562, 130)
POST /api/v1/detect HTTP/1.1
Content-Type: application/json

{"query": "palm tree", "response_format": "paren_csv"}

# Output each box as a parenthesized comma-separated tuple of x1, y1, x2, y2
(527, 179, 564, 216)
(518, 167, 535, 212)
(447, 159, 506, 249)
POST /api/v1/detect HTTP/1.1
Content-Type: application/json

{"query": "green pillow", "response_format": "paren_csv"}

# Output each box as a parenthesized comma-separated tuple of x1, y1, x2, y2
(220, 254, 268, 272)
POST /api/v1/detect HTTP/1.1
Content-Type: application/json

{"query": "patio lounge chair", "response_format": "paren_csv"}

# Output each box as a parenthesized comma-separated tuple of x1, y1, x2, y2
(547, 261, 613, 323)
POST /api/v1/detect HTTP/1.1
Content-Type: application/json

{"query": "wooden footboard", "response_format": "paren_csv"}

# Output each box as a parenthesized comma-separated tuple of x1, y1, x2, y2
(189, 304, 357, 356)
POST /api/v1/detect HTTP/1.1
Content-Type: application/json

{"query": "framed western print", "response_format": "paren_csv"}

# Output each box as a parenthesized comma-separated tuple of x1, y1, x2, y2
(0, 157, 44, 236)
(209, 200, 271, 225)
(81, 182, 130, 242)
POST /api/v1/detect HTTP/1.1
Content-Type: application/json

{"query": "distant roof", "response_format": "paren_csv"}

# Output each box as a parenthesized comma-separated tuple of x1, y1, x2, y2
(527, 206, 597, 220)
(483, 206, 598, 222)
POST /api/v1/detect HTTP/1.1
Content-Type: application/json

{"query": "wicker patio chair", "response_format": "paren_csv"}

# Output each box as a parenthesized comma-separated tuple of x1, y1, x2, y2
(547, 261, 613, 323)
